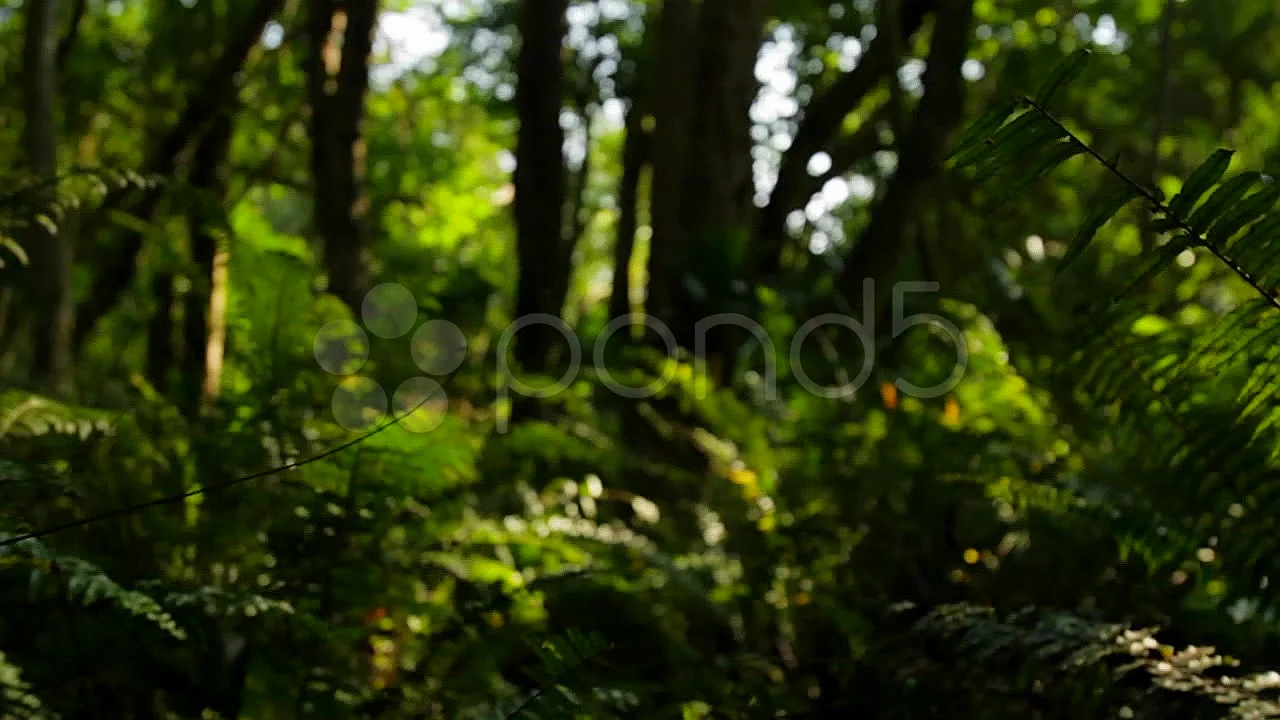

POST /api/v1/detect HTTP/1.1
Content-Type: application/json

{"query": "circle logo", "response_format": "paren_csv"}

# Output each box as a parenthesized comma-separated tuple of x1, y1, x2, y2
(314, 284, 466, 433)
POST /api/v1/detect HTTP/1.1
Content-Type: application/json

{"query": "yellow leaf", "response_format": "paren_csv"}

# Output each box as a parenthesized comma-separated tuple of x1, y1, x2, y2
(880, 382, 899, 410)
(943, 396, 961, 425)
(728, 467, 757, 486)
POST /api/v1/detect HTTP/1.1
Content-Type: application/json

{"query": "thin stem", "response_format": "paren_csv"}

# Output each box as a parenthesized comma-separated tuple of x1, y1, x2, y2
(1024, 96, 1280, 314)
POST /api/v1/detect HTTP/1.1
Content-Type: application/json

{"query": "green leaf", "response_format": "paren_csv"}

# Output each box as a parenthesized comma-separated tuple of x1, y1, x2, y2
(1058, 181, 1141, 273)
(1227, 209, 1280, 256)
(1033, 48, 1091, 109)
(952, 109, 1055, 171)
(965, 116, 1067, 181)
(1187, 172, 1261, 235)
(1149, 215, 1181, 234)
(1, 236, 29, 266)
(995, 139, 1088, 197)
(1168, 149, 1233, 217)
(1208, 177, 1280, 246)
(946, 97, 1021, 165)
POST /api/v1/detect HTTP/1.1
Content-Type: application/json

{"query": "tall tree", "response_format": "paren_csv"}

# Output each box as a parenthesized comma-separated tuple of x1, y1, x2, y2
(183, 112, 236, 417)
(644, 0, 772, 360)
(306, 0, 379, 310)
(751, 0, 939, 284)
(22, 0, 73, 397)
(511, 0, 571, 374)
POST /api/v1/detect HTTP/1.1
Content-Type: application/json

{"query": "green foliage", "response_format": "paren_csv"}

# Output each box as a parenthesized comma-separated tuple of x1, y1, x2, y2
(954, 49, 1280, 620)
(0, 391, 113, 441)
(4, 1, 1280, 718)
(912, 603, 1280, 719)
(0, 537, 184, 640)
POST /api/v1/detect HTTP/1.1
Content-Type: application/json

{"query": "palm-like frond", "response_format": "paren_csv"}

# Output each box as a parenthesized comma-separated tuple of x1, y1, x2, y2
(911, 603, 1280, 719)
(0, 391, 114, 441)
(952, 51, 1280, 611)
(0, 536, 185, 641)
(494, 629, 616, 719)
(0, 649, 57, 720)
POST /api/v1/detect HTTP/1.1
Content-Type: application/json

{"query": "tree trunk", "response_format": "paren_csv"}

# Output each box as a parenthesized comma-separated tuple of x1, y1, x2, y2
(646, 0, 770, 360)
(644, 0, 697, 340)
(608, 100, 648, 321)
(511, 0, 570, 374)
(307, 0, 379, 311)
(183, 112, 235, 418)
(22, 0, 75, 398)
(609, 0, 770, 537)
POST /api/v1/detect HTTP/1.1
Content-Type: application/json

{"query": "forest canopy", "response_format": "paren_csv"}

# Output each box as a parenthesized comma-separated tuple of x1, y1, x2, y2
(2, 0, 1280, 718)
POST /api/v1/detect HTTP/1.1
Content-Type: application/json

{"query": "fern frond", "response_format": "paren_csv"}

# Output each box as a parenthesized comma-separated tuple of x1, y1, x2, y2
(912, 603, 1280, 718)
(0, 391, 114, 441)
(0, 650, 58, 720)
(137, 581, 296, 620)
(952, 52, 1280, 608)
(497, 629, 614, 719)
(0, 537, 185, 640)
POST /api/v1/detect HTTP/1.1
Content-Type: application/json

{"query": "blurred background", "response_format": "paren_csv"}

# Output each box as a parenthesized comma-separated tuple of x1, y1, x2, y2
(1, 0, 1280, 717)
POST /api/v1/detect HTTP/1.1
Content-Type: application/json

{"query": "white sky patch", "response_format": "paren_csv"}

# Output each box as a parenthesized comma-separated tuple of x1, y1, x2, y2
(752, 33, 801, 126)
(961, 58, 985, 81)
(1091, 14, 1118, 46)
(373, 7, 451, 85)
(806, 151, 832, 176)
(261, 20, 285, 50)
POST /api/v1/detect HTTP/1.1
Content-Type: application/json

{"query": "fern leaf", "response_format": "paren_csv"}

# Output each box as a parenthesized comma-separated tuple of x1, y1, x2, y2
(1032, 47, 1091, 109)
(0, 390, 113, 440)
(0, 236, 28, 267)
(1168, 148, 1234, 217)
(998, 139, 1089, 200)
(1226, 212, 1280, 258)
(1058, 179, 1142, 272)
(501, 630, 612, 719)
(1186, 171, 1262, 235)
(0, 650, 58, 720)
(969, 112, 1066, 179)
(1111, 240, 1188, 302)
(1207, 176, 1280, 246)
(945, 97, 1021, 165)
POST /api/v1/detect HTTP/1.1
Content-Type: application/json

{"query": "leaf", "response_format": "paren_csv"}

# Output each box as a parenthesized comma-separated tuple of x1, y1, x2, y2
(1, 236, 29, 266)
(1168, 149, 1233, 217)
(945, 97, 1021, 165)
(1186, 172, 1261, 235)
(1148, 215, 1181, 234)
(965, 115, 1066, 180)
(1226, 210, 1280, 257)
(1058, 181, 1141, 273)
(995, 138, 1089, 198)
(951, 109, 1047, 171)
(1208, 177, 1280, 246)
(1033, 48, 1091, 109)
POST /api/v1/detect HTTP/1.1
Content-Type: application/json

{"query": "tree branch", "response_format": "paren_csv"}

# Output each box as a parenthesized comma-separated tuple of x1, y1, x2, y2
(836, 0, 975, 313)
(750, 0, 938, 282)
(55, 0, 86, 69)
(74, 0, 286, 349)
